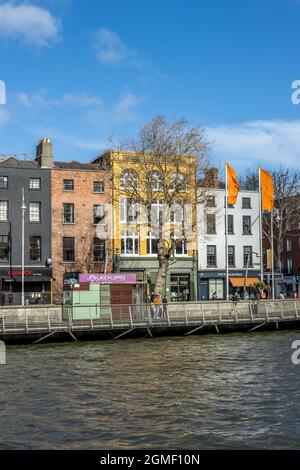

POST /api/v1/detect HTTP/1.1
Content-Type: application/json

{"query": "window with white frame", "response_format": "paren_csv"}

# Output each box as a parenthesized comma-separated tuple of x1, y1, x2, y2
(120, 170, 138, 190)
(287, 258, 293, 274)
(63, 203, 74, 223)
(243, 246, 253, 268)
(172, 234, 188, 255)
(30, 178, 41, 190)
(0, 177, 8, 189)
(146, 232, 158, 255)
(0, 201, 8, 222)
(170, 173, 187, 192)
(29, 202, 41, 222)
(228, 245, 235, 267)
(94, 205, 105, 224)
(146, 171, 163, 191)
(121, 229, 139, 255)
(120, 198, 139, 224)
(207, 245, 217, 267)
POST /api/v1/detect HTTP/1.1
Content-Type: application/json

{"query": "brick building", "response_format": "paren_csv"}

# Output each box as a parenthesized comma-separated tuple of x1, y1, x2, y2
(51, 154, 112, 300)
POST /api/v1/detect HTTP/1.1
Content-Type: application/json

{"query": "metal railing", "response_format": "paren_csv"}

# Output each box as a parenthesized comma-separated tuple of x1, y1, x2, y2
(0, 299, 300, 337)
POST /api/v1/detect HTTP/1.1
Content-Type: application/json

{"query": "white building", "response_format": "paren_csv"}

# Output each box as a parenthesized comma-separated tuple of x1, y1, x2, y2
(197, 187, 261, 300)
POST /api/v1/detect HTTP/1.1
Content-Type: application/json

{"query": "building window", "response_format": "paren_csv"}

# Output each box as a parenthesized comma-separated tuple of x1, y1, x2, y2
(120, 170, 138, 190)
(63, 237, 75, 262)
(287, 239, 292, 252)
(30, 178, 41, 190)
(94, 205, 105, 224)
(227, 214, 234, 234)
(0, 177, 8, 189)
(228, 245, 235, 268)
(63, 203, 74, 224)
(29, 236, 41, 261)
(206, 195, 216, 207)
(63, 179, 74, 191)
(121, 230, 139, 255)
(243, 216, 252, 235)
(93, 181, 104, 193)
(243, 246, 253, 268)
(146, 171, 163, 191)
(206, 213, 216, 234)
(287, 258, 293, 274)
(120, 198, 139, 224)
(0, 235, 9, 261)
(242, 197, 251, 209)
(170, 172, 187, 192)
(93, 238, 105, 262)
(29, 202, 41, 222)
(146, 232, 158, 255)
(0, 201, 8, 222)
(207, 245, 217, 267)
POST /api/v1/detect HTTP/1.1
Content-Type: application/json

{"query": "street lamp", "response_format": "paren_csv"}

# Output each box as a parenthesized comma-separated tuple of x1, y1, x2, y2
(21, 188, 27, 307)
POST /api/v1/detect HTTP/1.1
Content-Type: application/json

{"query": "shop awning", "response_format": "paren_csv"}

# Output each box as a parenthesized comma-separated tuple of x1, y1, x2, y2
(229, 277, 260, 287)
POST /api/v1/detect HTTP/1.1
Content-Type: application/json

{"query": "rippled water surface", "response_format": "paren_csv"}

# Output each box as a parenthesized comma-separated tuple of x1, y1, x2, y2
(1, 331, 300, 449)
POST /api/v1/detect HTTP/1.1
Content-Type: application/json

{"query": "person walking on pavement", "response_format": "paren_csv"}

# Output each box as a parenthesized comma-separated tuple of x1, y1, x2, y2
(162, 295, 168, 319)
(153, 294, 161, 319)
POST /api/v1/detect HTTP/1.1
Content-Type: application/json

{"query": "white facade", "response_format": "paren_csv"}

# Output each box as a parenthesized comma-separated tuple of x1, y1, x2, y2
(197, 188, 261, 300)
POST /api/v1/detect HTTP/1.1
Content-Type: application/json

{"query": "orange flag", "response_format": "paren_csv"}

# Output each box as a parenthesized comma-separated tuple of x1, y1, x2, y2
(260, 168, 274, 211)
(226, 163, 239, 206)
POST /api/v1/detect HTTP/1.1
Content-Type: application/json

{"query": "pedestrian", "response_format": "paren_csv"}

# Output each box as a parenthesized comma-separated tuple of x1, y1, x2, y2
(212, 291, 217, 301)
(162, 295, 168, 319)
(232, 290, 240, 306)
(153, 294, 161, 319)
(279, 292, 285, 300)
(147, 295, 154, 319)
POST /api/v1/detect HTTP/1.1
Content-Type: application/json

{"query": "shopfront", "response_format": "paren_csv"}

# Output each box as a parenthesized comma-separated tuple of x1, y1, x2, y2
(170, 273, 190, 301)
(198, 270, 261, 300)
(0, 268, 52, 305)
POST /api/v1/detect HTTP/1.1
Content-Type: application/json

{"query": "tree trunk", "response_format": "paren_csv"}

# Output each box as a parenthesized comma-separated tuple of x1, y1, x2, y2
(154, 258, 169, 297)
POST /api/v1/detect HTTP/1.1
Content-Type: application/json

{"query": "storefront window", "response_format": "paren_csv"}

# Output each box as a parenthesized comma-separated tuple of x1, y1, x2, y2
(170, 274, 190, 301)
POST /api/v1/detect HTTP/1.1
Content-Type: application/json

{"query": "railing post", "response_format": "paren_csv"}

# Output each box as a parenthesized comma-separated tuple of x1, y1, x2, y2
(147, 303, 152, 327)
(90, 306, 94, 330)
(250, 302, 254, 322)
(166, 305, 170, 326)
(280, 301, 284, 320)
(235, 304, 238, 323)
(218, 303, 222, 323)
(68, 307, 73, 330)
(110, 307, 114, 328)
(25, 306, 29, 332)
(47, 307, 51, 331)
(184, 304, 188, 326)
(2, 310, 5, 334)
(129, 306, 133, 328)
(265, 302, 269, 322)
(294, 300, 299, 320)
(202, 304, 206, 325)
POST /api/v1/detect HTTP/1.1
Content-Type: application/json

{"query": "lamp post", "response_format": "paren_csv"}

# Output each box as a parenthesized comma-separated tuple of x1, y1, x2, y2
(21, 188, 27, 306)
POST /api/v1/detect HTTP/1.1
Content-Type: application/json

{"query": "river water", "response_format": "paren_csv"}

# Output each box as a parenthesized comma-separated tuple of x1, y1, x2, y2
(0, 331, 300, 449)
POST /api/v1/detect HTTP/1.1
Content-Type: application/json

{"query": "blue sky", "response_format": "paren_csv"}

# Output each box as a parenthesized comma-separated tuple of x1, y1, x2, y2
(1, 0, 300, 170)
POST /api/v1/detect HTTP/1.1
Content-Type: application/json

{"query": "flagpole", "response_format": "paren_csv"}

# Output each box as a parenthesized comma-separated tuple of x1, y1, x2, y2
(225, 163, 229, 300)
(258, 168, 264, 283)
(271, 210, 275, 299)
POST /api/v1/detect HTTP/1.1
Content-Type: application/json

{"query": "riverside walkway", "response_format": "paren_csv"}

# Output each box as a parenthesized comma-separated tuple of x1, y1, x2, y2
(0, 299, 300, 344)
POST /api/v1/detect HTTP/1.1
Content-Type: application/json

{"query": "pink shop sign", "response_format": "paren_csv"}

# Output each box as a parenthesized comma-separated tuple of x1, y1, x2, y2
(79, 273, 137, 284)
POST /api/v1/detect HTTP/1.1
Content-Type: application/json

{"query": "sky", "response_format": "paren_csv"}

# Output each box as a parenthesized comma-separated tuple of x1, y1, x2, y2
(1, 0, 300, 172)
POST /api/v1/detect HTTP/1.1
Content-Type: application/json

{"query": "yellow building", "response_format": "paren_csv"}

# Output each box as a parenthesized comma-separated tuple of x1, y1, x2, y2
(92, 151, 198, 301)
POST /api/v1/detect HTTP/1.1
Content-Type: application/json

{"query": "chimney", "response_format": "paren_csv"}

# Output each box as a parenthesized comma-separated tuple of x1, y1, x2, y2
(35, 138, 54, 168)
(204, 168, 219, 188)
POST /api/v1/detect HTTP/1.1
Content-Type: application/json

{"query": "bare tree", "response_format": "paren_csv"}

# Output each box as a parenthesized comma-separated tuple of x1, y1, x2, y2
(103, 115, 211, 296)
(240, 166, 300, 271)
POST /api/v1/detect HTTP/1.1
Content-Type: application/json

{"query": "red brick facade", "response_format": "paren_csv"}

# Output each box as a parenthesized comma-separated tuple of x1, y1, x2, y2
(51, 165, 112, 300)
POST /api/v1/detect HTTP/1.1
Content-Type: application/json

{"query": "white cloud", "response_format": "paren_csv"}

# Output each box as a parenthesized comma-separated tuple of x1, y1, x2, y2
(0, 108, 9, 124)
(0, 3, 61, 46)
(114, 92, 142, 122)
(14, 91, 102, 108)
(92, 28, 138, 66)
(207, 119, 300, 169)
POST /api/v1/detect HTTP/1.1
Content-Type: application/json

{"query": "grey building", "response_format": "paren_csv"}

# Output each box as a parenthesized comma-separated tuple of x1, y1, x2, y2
(0, 139, 53, 304)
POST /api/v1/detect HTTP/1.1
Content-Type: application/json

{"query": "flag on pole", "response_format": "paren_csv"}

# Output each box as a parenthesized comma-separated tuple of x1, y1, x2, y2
(226, 163, 239, 205)
(260, 168, 274, 211)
